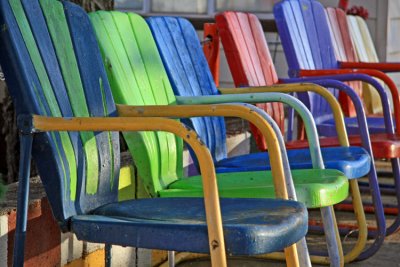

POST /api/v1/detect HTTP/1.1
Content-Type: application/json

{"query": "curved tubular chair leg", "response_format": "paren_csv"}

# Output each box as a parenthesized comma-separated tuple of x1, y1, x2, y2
(285, 77, 388, 261)
(114, 105, 302, 267)
(218, 84, 367, 264)
(33, 115, 229, 267)
(12, 132, 33, 267)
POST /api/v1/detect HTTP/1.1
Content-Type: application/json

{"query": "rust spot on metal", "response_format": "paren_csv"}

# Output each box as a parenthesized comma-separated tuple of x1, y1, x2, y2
(197, 137, 205, 146)
(211, 240, 219, 250)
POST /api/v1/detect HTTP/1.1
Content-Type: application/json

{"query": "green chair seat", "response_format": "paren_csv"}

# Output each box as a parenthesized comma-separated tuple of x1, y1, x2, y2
(161, 169, 348, 208)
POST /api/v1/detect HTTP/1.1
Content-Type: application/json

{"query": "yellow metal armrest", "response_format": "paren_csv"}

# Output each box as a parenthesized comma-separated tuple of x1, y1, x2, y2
(33, 115, 226, 266)
(219, 83, 349, 147)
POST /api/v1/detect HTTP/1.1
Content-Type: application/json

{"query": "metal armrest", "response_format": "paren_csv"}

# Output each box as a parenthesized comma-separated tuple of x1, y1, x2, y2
(218, 83, 349, 147)
(339, 61, 400, 73)
(295, 69, 398, 134)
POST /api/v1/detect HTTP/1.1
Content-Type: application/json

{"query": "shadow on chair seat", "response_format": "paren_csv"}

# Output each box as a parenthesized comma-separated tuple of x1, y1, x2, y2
(317, 117, 394, 137)
(161, 170, 348, 208)
(73, 198, 307, 255)
(286, 133, 400, 159)
(216, 146, 370, 179)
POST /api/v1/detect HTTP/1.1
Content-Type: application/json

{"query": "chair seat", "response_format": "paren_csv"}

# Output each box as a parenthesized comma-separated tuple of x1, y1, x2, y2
(216, 147, 370, 179)
(317, 116, 391, 137)
(71, 198, 307, 255)
(286, 133, 400, 158)
(161, 169, 349, 208)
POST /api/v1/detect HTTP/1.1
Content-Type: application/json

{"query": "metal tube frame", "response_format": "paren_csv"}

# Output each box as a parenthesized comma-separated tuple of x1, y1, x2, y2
(285, 76, 389, 260)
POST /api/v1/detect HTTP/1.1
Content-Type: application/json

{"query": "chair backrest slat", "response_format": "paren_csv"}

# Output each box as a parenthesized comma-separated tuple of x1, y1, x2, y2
(0, 0, 120, 227)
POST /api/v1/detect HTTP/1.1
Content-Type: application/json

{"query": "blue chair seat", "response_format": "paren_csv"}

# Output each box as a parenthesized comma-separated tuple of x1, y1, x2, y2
(72, 198, 307, 255)
(216, 147, 370, 179)
(317, 117, 393, 137)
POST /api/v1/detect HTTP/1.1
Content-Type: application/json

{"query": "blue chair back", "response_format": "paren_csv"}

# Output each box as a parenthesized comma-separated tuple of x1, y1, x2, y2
(0, 0, 120, 229)
(147, 17, 227, 162)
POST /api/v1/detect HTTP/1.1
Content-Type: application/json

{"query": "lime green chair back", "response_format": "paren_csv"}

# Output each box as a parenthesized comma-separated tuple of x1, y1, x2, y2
(90, 12, 183, 196)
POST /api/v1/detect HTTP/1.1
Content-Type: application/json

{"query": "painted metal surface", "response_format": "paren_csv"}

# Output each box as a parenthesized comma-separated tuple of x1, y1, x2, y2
(149, 13, 382, 266)
(274, 0, 400, 139)
(284, 77, 387, 260)
(274, 0, 399, 249)
(217, 84, 370, 178)
(74, 197, 307, 255)
(32, 115, 233, 266)
(326, 7, 362, 117)
(89, 11, 327, 265)
(145, 15, 227, 163)
(218, 84, 368, 263)
(213, 12, 284, 151)
(213, 9, 372, 264)
(212, 7, 377, 263)
(89, 11, 185, 196)
(146, 15, 370, 180)
(347, 15, 382, 114)
(202, 23, 220, 87)
(32, 112, 308, 264)
(0, 0, 311, 266)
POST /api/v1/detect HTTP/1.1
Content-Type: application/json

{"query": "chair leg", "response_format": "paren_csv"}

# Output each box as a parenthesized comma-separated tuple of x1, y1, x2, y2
(294, 238, 311, 267)
(349, 158, 395, 261)
(320, 206, 343, 267)
(105, 244, 112, 267)
(355, 163, 386, 260)
(12, 133, 33, 267)
(385, 158, 400, 235)
(168, 251, 175, 267)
